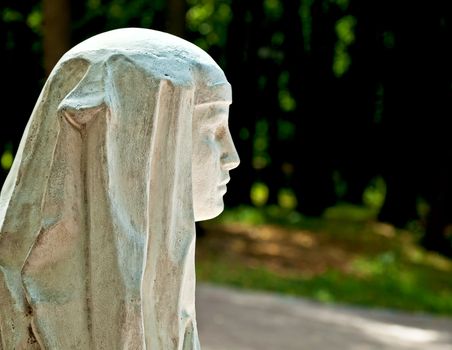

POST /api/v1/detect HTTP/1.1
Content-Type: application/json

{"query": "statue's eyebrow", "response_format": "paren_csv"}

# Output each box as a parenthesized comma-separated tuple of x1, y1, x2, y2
(197, 104, 229, 123)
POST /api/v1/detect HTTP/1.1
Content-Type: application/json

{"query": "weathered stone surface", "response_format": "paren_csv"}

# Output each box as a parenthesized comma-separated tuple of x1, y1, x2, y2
(0, 28, 239, 349)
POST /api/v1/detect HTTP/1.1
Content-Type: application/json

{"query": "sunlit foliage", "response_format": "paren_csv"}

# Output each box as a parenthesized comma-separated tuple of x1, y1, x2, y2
(333, 15, 356, 77)
(1, 147, 13, 171)
(186, 0, 232, 49)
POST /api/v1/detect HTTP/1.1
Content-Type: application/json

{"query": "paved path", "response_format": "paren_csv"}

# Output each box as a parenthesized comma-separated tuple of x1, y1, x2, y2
(196, 283, 452, 350)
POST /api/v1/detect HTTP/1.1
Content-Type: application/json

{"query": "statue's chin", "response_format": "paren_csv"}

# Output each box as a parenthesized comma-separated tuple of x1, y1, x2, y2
(194, 202, 224, 222)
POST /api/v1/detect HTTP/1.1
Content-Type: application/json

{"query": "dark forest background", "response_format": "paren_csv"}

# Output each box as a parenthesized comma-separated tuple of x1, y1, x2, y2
(1, 0, 451, 255)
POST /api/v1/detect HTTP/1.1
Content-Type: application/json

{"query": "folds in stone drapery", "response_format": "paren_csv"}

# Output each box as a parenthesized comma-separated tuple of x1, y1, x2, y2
(0, 57, 90, 349)
(0, 28, 220, 349)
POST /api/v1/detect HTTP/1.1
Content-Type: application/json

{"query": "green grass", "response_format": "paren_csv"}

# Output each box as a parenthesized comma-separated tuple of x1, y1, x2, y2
(196, 204, 452, 315)
(197, 259, 452, 314)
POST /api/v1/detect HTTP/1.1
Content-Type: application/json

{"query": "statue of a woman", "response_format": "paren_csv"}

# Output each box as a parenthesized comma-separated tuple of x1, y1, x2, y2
(0, 28, 239, 349)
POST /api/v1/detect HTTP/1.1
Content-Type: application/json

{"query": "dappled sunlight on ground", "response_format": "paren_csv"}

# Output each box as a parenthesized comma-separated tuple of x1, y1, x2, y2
(198, 222, 352, 276)
(199, 213, 452, 277)
(198, 221, 385, 276)
(371, 222, 396, 238)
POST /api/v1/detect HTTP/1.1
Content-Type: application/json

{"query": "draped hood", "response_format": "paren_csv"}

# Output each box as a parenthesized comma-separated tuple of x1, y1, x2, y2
(0, 28, 231, 349)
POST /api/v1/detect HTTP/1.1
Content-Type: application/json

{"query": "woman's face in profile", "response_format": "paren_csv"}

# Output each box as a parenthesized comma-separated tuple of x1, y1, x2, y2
(192, 98, 240, 221)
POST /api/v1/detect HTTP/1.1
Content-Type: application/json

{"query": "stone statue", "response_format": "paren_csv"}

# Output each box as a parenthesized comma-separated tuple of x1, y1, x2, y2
(0, 28, 239, 349)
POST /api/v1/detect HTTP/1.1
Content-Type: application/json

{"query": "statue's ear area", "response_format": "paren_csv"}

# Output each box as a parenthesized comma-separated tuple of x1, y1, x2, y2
(57, 62, 106, 129)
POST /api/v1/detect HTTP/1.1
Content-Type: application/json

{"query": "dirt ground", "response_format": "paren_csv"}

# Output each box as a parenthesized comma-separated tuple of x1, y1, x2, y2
(196, 220, 393, 277)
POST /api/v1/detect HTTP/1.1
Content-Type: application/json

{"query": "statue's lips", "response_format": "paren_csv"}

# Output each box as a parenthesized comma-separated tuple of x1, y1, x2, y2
(219, 176, 230, 187)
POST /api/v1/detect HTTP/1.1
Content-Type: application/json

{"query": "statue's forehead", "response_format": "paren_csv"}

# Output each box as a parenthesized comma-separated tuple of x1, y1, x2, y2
(195, 82, 232, 105)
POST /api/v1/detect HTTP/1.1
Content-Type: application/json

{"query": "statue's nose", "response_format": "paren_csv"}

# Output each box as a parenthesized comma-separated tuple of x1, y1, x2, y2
(221, 130, 240, 171)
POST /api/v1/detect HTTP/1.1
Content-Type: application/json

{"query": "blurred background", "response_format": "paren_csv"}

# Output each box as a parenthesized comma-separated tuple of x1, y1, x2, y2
(1, 0, 452, 316)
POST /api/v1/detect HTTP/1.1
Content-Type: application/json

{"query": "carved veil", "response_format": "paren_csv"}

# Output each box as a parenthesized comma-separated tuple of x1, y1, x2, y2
(0, 28, 230, 349)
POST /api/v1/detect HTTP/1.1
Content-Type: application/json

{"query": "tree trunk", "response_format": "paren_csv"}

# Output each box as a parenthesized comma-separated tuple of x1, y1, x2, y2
(377, 0, 451, 229)
(166, 0, 186, 38)
(339, 0, 379, 204)
(222, 0, 264, 206)
(43, 0, 71, 76)
(422, 170, 452, 257)
(290, 0, 340, 215)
